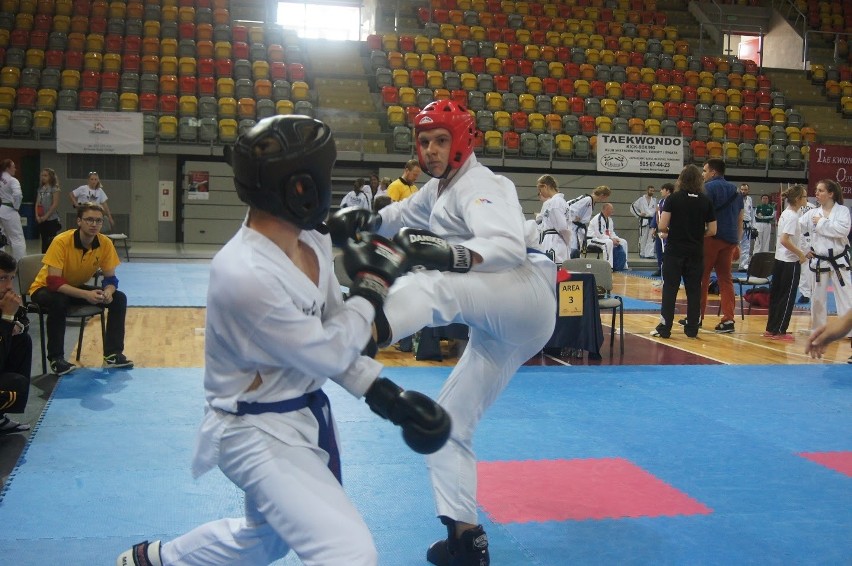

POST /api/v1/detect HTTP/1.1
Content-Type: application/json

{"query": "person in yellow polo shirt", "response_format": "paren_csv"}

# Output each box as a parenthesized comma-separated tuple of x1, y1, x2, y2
(29, 203, 133, 376)
(386, 159, 422, 202)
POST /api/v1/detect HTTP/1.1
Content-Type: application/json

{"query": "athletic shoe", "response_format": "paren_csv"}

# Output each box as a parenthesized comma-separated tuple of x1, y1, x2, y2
(651, 279, 663, 288)
(678, 318, 702, 328)
(427, 526, 490, 566)
(771, 333, 794, 342)
(104, 353, 134, 369)
(0, 414, 30, 434)
(650, 325, 670, 338)
(49, 357, 76, 376)
(797, 295, 810, 304)
(714, 320, 735, 333)
(116, 540, 162, 566)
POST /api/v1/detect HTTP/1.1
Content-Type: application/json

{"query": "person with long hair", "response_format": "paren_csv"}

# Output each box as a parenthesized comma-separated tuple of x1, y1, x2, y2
(69, 171, 116, 230)
(35, 168, 62, 253)
(798, 179, 851, 338)
(0, 159, 25, 260)
(652, 165, 716, 338)
(763, 184, 809, 340)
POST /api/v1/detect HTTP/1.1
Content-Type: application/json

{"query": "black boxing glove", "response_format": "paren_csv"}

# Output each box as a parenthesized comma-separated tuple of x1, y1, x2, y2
(365, 377, 452, 455)
(393, 228, 473, 273)
(342, 233, 406, 310)
(327, 207, 382, 247)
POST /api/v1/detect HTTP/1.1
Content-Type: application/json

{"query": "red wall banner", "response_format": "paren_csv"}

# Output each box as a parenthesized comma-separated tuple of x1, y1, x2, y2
(807, 144, 852, 197)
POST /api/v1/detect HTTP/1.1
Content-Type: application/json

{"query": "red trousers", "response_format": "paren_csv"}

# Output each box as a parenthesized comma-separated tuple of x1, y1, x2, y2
(700, 237, 738, 322)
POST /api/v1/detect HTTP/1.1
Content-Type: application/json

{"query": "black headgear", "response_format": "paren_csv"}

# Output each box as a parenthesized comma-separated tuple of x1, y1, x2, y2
(225, 115, 336, 230)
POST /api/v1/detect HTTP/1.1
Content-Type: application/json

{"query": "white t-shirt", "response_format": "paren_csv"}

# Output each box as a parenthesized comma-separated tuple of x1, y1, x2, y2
(72, 185, 108, 206)
(775, 208, 800, 263)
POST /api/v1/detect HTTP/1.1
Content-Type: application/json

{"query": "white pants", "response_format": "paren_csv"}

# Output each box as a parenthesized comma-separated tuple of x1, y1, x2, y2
(162, 416, 377, 566)
(638, 219, 654, 257)
(754, 222, 772, 254)
(383, 257, 557, 524)
(809, 264, 852, 336)
(798, 266, 812, 299)
(739, 225, 753, 268)
(0, 205, 25, 260)
(588, 237, 628, 269)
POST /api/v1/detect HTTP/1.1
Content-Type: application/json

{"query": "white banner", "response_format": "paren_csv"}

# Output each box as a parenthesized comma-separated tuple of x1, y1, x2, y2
(56, 111, 144, 155)
(597, 134, 684, 175)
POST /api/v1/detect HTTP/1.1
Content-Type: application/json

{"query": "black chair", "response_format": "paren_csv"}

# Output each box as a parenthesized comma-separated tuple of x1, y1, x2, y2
(731, 251, 775, 319)
(17, 254, 106, 375)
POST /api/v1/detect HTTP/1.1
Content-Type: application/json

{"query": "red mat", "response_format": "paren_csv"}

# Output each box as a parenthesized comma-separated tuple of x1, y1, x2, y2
(799, 451, 852, 477)
(478, 458, 712, 523)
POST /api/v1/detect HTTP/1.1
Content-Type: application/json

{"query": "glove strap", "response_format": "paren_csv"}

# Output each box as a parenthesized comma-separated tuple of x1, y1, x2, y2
(451, 245, 473, 273)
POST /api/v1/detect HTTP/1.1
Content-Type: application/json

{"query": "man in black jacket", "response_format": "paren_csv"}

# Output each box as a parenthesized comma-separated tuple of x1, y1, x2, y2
(0, 250, 32, 434)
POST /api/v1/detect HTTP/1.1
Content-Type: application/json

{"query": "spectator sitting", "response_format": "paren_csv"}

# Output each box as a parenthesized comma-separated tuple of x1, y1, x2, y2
(587, 202, 629, 271)
(28, 203, 133, 376)
(0, 250, 32, 434)
(340, 177, 372, 210)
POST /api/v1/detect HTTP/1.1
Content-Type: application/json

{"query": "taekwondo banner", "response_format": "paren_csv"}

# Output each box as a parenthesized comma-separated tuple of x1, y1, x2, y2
(597, 134, 684, 175)
(807, 144, 852, 197)
(56, 111, 144, 155)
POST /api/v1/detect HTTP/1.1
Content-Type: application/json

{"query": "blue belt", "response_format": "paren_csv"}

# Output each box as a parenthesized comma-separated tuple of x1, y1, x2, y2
(235, 389, 341, 483)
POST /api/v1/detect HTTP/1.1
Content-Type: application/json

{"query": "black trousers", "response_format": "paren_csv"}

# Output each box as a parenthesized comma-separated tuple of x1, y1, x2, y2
(31, 286, 127, 360)
(37, 219, 61, 253)
(1, 332, 32, 413)
(766, 259, 800, 334)
(660, 251, 704, 335)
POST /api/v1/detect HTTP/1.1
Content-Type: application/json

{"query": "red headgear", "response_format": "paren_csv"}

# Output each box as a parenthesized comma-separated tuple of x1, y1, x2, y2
(413, 100, 476, 177)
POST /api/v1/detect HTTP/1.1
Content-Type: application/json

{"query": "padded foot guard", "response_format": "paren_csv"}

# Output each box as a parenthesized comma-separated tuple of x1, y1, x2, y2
(427, 526, 490, 566)
(116, 540, 163, 566)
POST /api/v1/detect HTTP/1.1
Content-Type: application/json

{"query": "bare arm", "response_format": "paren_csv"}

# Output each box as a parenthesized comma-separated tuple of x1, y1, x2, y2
(779, 233, 807, 263)
(806, 310, 852, 359)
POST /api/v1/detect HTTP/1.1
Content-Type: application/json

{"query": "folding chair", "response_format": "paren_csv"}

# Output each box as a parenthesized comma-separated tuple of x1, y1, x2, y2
(561, 258, 624, 353)
(17, 254, 106, 374)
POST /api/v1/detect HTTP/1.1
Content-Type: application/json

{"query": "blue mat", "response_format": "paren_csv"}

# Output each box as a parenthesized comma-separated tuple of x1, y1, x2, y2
(117, 262, 210, 307)
(1, 365, 849, 565)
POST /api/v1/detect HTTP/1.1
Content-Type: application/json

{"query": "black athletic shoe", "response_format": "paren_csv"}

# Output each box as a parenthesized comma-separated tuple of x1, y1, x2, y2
(650, 324, 670, 338)
(427, 526, 490, 566)
(49, 357, 76, 376)
(104, 353, 134, 369)
(797, 295, 810, 304)
(715, 320, 735, 333)
(678, 318, 702, 328)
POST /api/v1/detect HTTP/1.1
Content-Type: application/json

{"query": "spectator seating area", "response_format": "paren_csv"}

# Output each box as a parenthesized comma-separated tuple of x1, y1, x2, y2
(372, 0, 819, 168)
(0, 0, 311, 143)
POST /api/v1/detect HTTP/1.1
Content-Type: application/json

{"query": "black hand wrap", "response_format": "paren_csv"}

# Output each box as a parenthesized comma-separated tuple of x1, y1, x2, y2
(327, 207, 382, 247)
(341, 234, 406, 310)
(393, 228, 473, 273)
(365, 377, 452, 454)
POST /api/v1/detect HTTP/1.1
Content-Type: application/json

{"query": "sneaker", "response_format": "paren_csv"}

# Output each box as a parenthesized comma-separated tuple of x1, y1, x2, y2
(427, 526, 490, 566)
(797, 295, 810, 304)
(771, 333, 794, 342)
(0, 414, 30, 434)
(651, 279, 663, 288)
(116, 540, 162, 566)
(104, 353, 134, 369)
(650, 325, 670, 338)
(678, 318, 702, 328)
(49, 357, 76, 376)
(714, 320, 735, 333)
